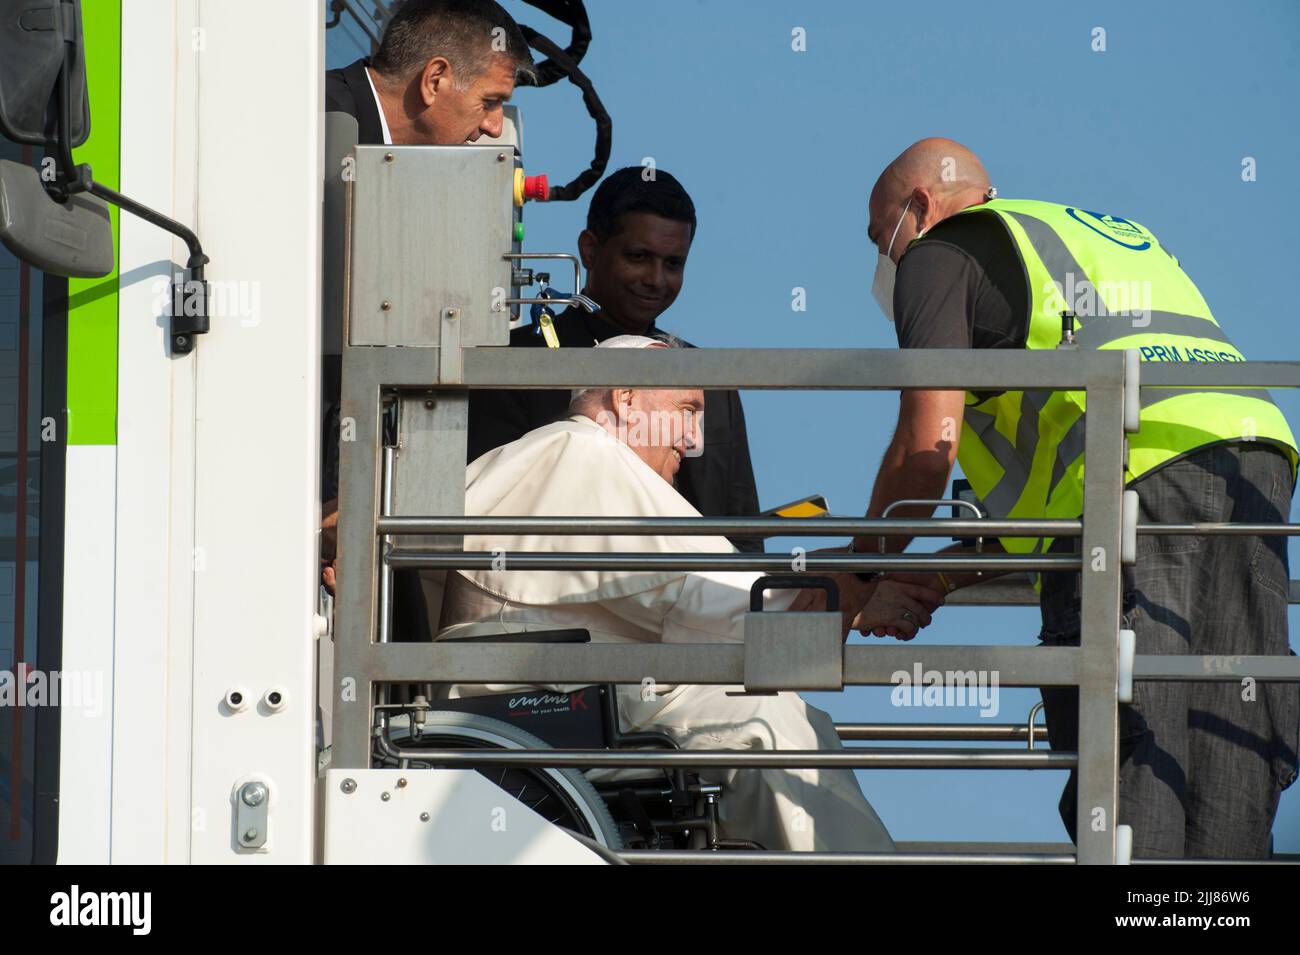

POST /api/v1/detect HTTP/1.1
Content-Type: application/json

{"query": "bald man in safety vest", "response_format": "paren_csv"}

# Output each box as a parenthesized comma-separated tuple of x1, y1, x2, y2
(835, 138, 1297, 859)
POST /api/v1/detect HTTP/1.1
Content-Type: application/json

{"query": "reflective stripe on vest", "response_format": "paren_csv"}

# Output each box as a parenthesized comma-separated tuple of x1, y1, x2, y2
(945, 199, 1297, 556)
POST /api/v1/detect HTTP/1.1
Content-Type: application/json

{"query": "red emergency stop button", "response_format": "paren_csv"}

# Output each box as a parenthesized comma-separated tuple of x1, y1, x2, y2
(524, 174, 550, 202)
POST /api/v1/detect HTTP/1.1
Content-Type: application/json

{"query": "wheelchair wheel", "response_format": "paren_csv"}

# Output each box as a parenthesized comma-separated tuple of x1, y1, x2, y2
(392, 710, 624, 851)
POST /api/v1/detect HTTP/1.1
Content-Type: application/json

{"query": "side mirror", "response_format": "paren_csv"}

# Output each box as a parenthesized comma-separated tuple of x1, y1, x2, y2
(0, 0, 210, 350)
(0, 158, 112, 277)
(0, 0, 110, 277)
(0, 0, 89, 146)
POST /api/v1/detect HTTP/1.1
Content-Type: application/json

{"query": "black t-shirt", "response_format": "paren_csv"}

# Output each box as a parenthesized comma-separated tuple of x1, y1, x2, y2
(893, 211, 1029, 351)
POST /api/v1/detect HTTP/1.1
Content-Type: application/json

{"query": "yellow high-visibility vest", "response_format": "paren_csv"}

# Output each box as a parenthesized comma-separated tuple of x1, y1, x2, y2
(946, 198, 1297, 554)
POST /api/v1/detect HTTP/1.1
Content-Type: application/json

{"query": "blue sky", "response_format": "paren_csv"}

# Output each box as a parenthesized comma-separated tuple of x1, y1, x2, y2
(328, 0, 1300, 851)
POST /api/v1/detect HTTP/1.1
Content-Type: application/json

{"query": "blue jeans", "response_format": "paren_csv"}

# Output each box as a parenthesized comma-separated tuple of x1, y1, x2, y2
(1038, 441, 1298, 859)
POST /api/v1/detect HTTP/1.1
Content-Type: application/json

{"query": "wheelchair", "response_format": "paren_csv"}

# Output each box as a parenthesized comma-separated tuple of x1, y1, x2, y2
(372, 628, 762, 852)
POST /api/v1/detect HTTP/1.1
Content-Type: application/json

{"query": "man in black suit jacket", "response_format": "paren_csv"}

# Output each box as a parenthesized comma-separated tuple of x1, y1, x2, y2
(326, 0, 533, 150)
(468, 167, 766, 552)
(321, 0, 535, 636)
(323, 0, 533, 506)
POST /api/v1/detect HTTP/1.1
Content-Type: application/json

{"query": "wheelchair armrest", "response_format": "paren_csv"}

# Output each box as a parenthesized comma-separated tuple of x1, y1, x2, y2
(450, 628, 591, 644)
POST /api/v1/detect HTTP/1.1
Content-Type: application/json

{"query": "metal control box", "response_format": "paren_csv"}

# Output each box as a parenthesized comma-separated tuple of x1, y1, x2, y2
(346, 144, 517, 347)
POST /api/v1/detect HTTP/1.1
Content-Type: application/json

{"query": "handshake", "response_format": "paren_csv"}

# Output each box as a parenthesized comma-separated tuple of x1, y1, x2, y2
(787, 547, 949, 641)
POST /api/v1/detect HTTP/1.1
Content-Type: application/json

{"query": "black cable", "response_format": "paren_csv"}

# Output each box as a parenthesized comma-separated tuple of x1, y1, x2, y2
(516, 0, 591, 87)
(519, 25, 610, 202)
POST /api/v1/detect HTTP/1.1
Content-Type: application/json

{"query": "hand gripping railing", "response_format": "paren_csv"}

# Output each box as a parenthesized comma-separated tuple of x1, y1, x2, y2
(331, 345, 1300, 865)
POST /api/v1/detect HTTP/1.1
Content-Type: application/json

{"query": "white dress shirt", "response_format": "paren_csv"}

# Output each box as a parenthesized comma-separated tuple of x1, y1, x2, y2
(364, 65, 393, 145)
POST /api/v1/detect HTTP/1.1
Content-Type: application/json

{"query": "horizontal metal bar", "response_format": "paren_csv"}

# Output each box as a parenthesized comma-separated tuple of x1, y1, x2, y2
(1133, 655, 1300, 682)
(386, 551, 1081, 572)
(502, 296, 583, 307)
(1141, 362, 1300, 388)
(918, 575, 1300, 606)
(835, 723, 1048, 742)
(373, 643, 743, 684)
(462, 347, 1124, 391)
(375, 515, 1082, 538)
(367, 643, 1083, 687)
(841, 645, 1080, 687)
(1137, 522, 1300, 536)
(623, 849, 1297, 864)
(895, 840, 1076, 854)
(620, 850, 1074, 864)
(346, 345, 1300, 393)
(1130, 858, 1300, 866)
(388, 747, 1077, 769)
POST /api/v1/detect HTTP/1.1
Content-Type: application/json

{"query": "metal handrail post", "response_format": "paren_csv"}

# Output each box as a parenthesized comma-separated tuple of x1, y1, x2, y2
(331, 374, 384, 769)
(1074, 351, 1129, 864)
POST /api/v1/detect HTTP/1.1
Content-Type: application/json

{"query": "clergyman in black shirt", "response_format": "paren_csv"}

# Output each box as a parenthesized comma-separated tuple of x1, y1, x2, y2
(469, 166, 765, 553)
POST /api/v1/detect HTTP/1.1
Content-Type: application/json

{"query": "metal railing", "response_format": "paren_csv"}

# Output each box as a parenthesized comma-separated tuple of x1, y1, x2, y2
(331, 346, 1300, 865)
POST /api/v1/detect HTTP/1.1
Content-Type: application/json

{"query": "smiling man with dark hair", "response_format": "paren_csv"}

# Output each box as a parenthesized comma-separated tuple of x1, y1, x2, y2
(468, 166, 764, 552)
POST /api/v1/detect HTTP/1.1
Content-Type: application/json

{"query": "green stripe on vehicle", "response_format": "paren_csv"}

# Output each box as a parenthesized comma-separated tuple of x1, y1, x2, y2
(66, 0, 121, 446)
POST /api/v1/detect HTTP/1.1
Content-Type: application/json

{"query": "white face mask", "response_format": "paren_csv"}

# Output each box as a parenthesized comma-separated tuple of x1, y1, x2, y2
(871, 196, 913, 322)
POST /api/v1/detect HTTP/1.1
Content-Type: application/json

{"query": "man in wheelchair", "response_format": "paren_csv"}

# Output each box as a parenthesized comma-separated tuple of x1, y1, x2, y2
(425, 336, 945, 850)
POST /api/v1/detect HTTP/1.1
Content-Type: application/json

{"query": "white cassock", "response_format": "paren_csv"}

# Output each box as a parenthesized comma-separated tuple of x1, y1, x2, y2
(424, 415, 894, 852)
